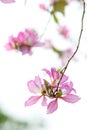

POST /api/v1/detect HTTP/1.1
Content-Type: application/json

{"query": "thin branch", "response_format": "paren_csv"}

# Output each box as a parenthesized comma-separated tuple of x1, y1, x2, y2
(57, 0, 85, 88)
(40, 14, 52, 39)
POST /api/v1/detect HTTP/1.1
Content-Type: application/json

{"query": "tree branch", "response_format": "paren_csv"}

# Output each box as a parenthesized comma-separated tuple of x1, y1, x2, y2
(57, 0, 85, 88)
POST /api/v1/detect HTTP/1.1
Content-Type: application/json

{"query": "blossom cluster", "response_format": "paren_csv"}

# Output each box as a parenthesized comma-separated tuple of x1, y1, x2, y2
(25, 67, 80, 114)
(5, 29, 44, 55)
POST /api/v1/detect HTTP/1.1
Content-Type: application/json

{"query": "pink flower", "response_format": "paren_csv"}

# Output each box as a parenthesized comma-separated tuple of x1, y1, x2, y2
(4, 28, 44, 55)
(43, 67, 80, 114)
(25, 76, 47, 107)
(25, 67, 80, 114)
(39, 4, 47, 11)
(0, 0, 15, 3)
(58, 25, 70, 38)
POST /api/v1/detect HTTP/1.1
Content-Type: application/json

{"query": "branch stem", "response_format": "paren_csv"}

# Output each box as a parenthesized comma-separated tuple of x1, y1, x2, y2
(57, 0, 85, 88)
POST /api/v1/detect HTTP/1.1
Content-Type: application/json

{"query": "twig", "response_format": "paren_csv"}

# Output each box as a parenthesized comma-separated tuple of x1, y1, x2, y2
(40, 14, 52, 39)
(57, 0, 85, 88)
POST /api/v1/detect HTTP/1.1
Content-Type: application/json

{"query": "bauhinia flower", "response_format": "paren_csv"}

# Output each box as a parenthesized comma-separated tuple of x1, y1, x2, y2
(4, 28, 44, 55)
(25, 67, 80, 114)
(0, 0, 15, 3)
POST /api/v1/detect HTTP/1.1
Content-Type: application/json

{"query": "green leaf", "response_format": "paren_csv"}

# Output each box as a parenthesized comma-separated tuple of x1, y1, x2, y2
(53, 0, 67, 14)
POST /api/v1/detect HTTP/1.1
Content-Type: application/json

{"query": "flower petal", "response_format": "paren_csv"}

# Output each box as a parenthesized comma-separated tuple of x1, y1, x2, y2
(17, 32, 26, 44)
(51, 67, 59, 80)
(43, 68, 51, 78)
(60, 81, 76, 95)
(41, 96, 47, 106)
(47, 99, 58, 114)
(25, 96, 41, 106)
(60, 74, 68, 83)
(27, 80, 40, 93)
(4, 42, 14, 50)
(34, 76, 42, 89)
(61, 94, 81, 103)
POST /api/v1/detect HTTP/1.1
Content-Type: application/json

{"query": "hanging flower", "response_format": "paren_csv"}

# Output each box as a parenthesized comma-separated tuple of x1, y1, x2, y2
(25, 67, 80, 114)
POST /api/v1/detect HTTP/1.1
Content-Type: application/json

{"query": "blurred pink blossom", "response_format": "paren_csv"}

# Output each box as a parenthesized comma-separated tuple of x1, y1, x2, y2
(5, 28, 44, 55)
(60, 48, 73, 65)
(39, 4, 47, 11)
(59, 48, 78, 66)
(0, 0, 15, 3)
(58, 25, 70, 38)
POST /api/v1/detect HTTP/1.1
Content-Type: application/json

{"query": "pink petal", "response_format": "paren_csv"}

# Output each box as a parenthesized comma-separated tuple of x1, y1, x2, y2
(25, 96, 41, 106)
(51, 67, 59, 80)
(41, 96, 47, 106)
(34, 76, 42, 89)
(61, 94, 81, 103)
(47, 99, 58, 114)
(27, 80, 40, 93)
(43, 68, 51, 78)
(60, 74, 68, 83)
(0, 0, 15, 3)
(60, 81, 76, 95)
(17, 32, 26, 44)
(4, 42, 14, 50)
